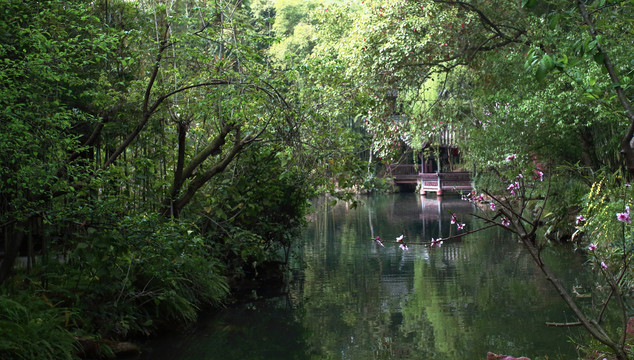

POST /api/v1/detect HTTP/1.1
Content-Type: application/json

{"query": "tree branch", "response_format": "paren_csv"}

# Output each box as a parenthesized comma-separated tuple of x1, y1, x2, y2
(520, 232, 626, 359)
(546, 321, 583, 327)
(170, 128, 253, 216)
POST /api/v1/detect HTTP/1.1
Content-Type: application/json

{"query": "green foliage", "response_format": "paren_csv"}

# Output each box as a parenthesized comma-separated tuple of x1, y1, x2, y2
(0, 0, 115, 222)
(295, 0, 634, 184)
(579, 175, 634, 278)
(0, 0, 417, 356)
(539, 172, 589, 241)
(0, 294, 77, 360)
(195, 145, 314, 268)
(267, 0, 320, 61)
(59, 213, 229, 337)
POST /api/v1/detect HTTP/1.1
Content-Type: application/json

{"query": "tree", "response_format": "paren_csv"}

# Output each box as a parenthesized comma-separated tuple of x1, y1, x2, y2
(0, 0, 298, 284)
(0, 0, 120, 284)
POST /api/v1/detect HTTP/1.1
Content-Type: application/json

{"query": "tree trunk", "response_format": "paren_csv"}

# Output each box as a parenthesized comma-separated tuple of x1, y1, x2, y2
(166, 121, 189, 217)
(521, 233, 629, 360)
(578, 128, 600, 170)
(0, 225, 24, 286)
(577, 0, 634, 177)
(168, 132, 253, 217)
(162, 123, 235, 217)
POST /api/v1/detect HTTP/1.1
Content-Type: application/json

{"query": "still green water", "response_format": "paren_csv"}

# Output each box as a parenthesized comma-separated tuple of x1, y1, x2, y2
(140, 194, 591, 359)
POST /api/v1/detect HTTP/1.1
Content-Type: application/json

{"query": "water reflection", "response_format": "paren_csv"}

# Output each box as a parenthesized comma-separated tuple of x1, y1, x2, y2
(139, 194, 588, 359)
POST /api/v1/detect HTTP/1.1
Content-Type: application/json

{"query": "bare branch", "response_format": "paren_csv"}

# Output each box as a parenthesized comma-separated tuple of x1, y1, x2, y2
(546, 321, 583, 327)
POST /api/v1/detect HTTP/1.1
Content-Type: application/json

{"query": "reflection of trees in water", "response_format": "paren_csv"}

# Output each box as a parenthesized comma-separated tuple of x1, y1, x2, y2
(293, 195, 584, 359)
(403, 226, 589, 358)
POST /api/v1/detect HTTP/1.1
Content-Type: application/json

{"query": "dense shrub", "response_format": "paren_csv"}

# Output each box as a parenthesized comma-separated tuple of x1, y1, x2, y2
(0, 294, 77, 360)
(43, 213, 230, 338)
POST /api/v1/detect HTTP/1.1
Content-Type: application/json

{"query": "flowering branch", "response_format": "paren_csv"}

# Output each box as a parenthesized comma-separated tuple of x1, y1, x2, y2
(405, 223, 498, 246)
(454, 153, 630, 359)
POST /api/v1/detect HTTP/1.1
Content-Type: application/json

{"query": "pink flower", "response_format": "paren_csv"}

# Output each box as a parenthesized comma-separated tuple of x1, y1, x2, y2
(501, 218, 510, 227)
(396, 234, 404, 242)
(535, 170, 544, 182)
(516, 173, 524, 179)
(588, 243, 597, 251)
(450, 214, 457, 224)
(490, 203, 496, 211)
(510, 189, 516, 197)
(375, 236, 384, 247)
(506, 154, 516, 161)
(576, 215, 586, 225)
(617, 212, 631, 224)
(601, 261, 607, 269)
(399, 243, 408, 251)
(457, 223, 465, 230)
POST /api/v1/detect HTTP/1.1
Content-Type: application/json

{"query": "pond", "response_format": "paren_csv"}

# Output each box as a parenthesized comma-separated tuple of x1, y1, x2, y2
(137, 193, 592, 359)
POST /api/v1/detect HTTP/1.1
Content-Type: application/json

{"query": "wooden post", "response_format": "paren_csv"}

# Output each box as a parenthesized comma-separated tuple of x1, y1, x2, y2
(436, 173, 443, 197)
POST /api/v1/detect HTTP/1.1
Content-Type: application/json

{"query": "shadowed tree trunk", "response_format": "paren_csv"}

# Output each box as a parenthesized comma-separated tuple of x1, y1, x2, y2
(577, 0, 634, 177)
(0, 225, 24, 286)
(579, 127, 601, 171)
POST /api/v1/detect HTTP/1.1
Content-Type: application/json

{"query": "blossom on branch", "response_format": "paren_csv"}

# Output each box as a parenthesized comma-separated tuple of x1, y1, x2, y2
(507, 182, 520, 196)
(617, 206, 631, 224)
(534, 170, 544, 182)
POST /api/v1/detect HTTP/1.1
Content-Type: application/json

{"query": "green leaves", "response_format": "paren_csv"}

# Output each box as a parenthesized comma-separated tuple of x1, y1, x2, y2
(548, 14, 560, 30)
(537, 54, 554, 81)
(593, 51, 605, 66)
(0, 295, 77, 360)
(522, 0, 538, 9)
